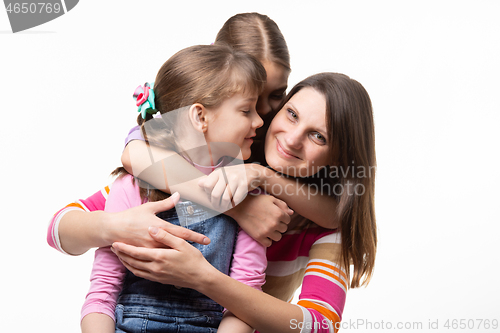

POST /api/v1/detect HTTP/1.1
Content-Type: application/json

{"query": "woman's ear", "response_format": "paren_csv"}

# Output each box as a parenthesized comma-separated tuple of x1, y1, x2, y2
(188, 103, 208, 133)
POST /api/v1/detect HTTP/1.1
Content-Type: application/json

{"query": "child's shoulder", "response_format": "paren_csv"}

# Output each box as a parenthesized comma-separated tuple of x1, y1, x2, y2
(108, 174, 142, 203)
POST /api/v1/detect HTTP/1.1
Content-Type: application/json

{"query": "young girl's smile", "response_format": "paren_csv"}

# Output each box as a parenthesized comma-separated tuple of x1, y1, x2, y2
(205, 92, 263, 161)
(264, 87, 330, 177)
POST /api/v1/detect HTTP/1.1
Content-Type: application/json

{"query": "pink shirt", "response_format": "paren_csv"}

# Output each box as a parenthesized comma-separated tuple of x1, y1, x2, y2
(80, 175, 266, 321)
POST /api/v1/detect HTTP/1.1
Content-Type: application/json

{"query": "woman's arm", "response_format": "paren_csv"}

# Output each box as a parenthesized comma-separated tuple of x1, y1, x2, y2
(80, 175, 138, 332)
(110, 230, 298, 333)
(112, 228, 346, 333)
(49, 188, 209, 255)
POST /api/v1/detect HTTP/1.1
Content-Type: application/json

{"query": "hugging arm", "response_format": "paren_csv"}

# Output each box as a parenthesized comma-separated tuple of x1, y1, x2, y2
(112, 228, 346, 333)
(122, 139, 292, 245)
(48, 187, 208, 256)
(80, 176, 144, 332)
(199, 163, 339, 229)
(258, 165, 339, 229)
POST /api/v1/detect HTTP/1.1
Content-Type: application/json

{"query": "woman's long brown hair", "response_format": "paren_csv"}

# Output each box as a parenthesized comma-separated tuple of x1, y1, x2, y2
(278, 73, 377, 288)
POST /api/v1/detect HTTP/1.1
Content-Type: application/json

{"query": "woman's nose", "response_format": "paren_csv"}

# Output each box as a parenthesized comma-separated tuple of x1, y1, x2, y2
(284, 128, 303, 149)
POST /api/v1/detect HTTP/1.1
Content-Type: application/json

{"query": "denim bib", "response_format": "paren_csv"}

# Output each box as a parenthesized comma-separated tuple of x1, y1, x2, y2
(115, 200, 238, 333)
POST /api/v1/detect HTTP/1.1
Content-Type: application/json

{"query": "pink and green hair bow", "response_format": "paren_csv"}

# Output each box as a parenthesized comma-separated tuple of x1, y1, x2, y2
(133, 82, 157, 119)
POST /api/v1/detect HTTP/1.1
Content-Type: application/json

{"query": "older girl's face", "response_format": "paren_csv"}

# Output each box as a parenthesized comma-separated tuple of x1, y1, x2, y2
(256, 61, 289, 118)
(264, 87, 331, 177)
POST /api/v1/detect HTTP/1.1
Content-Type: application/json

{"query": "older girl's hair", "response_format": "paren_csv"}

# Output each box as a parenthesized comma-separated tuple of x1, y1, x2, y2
(114, 44, 266, 202)
(279, 73, 377, 288)
(215, 12, 291, 72)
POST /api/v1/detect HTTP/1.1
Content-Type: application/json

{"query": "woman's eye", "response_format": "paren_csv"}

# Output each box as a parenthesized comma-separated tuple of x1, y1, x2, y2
(287, 108, 298, 120)
(312, 132, 326, 144)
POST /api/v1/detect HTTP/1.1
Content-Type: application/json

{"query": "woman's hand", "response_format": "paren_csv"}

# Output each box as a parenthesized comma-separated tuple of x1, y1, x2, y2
(227, 194, 293, 247)
(111, 227, 213, 289)
(105, 193, 210, 248)
(197, 163, 267, 212)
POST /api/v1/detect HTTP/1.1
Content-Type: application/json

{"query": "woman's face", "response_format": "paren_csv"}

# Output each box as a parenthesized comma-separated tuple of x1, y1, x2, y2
(256, 61, 289, 119)
(264, 87, 331, 177)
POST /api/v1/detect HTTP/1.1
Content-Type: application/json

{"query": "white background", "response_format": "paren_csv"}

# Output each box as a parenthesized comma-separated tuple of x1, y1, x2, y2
(1, 1, 499, 332)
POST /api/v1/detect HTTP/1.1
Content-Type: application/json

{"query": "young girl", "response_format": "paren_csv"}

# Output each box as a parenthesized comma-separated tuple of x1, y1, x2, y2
(112, 72, 377, 333)
(81, 44, 267, 333)
(47, 13, 302, 259)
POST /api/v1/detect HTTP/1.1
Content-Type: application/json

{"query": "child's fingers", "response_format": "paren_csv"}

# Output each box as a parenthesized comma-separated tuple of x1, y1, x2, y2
(273, 197, 294, 217)
(210, 178, 227, 209)
(198, 172, 220, 194)
(232, 185, 248, 207)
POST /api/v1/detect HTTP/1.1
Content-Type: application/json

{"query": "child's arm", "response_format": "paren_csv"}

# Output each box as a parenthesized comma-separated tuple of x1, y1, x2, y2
(123, 140, 239, 210)
(80, 246, 125, 333)
(199, 163, 339, 229)
(218, 311, 254, 333)
(122, 140, 292, 245)
(258, 165, 339, 229)
(217, 228, 266, 332)
(81, 313, 115, 333)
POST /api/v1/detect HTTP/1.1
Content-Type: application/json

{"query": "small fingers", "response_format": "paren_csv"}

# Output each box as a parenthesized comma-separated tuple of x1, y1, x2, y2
(199, 173, 219, 194)
(277, 222, 288, 234)
(268, 231, 283, 242)
(273, 198, 294, 217)
(259, 237, 272, 248)
(210, 178, 228, 209)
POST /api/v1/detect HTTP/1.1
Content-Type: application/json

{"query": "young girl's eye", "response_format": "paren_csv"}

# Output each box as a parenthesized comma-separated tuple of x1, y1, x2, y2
(287, 108, 298, 120)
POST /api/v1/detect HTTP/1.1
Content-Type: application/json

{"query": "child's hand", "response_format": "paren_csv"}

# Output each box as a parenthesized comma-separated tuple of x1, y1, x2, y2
(227, 194, 293, 247)
(198, 163, 265, 212)
(107, 192, 210, 248)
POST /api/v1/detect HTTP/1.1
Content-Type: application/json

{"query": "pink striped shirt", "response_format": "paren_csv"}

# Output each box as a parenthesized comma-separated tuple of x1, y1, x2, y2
(48, 185, 345, 332)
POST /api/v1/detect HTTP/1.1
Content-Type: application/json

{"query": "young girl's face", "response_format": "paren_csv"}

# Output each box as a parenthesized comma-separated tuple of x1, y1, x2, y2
(264, 87, 331, 177)
(205, 93, 263, 160)
(256, 61, 289, 119)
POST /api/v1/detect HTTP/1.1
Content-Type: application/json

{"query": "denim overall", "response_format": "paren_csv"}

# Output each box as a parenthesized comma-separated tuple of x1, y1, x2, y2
(115, 200, 238, 333)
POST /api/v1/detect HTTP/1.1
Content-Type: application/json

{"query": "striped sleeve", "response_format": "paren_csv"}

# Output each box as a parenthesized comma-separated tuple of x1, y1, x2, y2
(297, 232, 346, 333)
(47, 186, 110, 254)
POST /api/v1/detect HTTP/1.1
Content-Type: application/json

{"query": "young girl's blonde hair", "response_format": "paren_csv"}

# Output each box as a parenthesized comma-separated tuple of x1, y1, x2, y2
(115, 44, 266, 202)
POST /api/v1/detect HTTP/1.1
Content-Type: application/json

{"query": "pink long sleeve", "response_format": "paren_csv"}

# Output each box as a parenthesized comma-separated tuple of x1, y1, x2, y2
(229, 229, 267, 291)
(81, 175, 142, 322)
(47, 186, 110, 254)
